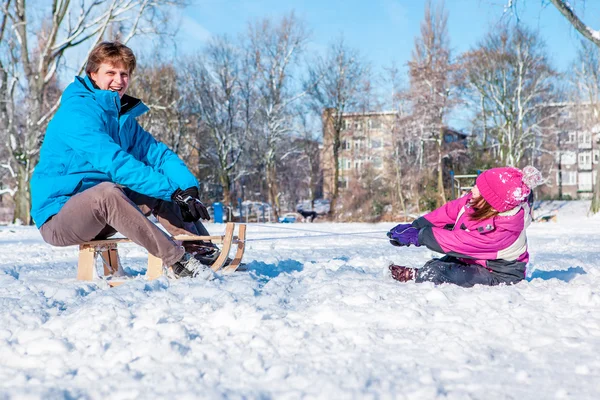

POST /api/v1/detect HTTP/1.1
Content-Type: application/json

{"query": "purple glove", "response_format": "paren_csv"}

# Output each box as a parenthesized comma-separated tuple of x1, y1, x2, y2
(387, 225, 421, 247)
(389, 223, 413, 236)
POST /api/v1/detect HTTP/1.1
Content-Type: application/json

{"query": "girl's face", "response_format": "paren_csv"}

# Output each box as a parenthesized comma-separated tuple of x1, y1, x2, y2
(471, 185, 480, 199)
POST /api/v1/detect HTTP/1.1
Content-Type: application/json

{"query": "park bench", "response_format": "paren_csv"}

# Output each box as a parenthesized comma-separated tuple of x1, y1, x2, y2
(77, 222, 246, 287)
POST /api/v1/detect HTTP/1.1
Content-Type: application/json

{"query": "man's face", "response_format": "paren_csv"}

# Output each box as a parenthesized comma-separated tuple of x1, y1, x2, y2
(90, 62, 130, 98)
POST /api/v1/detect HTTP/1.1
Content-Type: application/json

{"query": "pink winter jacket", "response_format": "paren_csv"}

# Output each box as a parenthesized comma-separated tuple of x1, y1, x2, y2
(413, 192, 532, 278)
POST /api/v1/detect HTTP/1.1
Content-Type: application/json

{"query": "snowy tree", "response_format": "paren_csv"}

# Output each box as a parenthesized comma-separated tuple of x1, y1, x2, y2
(182, 36, 245, 205)
(505, 0, 600, 211)
(506, 1, 600, 47)
(245, 12, 309, 220)
(568, 41, 600, 212)
(407, 0, 456, 207)
(306, 37, 368, 217)
(0, 0, 185, 224)
(129, 62, 191, 160)
(460, 24, 558, 168)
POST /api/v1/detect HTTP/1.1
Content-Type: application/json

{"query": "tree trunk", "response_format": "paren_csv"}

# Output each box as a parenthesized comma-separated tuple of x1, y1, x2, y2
(329, 128, 341, 218)
(437, 126, 446, 207)
(393, 147, 407, 220)
(590, 159, 600, 214)
(14, 162, 31, 224)
(14, 89, 42, 225)
(266, 160, 279, 221)
(220, 173, 232, 205)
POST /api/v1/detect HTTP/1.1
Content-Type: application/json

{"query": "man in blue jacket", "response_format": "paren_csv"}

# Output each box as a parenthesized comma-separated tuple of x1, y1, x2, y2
(31, 42, 215, 278)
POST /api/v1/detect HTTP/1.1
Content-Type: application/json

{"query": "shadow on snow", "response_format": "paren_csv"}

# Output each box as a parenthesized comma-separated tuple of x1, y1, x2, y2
(526, 266, 586, 282)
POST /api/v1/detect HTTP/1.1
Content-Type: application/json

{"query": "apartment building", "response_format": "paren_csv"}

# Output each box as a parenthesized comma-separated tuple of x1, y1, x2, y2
(539, 103, 600, 200)
(320, 108, 468, 198)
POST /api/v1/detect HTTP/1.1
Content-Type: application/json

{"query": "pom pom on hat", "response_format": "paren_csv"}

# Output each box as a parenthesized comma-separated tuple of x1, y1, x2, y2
(475, 166, 542, 212)
(522, 165, 544, 190)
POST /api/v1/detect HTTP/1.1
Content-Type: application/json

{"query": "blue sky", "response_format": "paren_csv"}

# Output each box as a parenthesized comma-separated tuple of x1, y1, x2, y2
(176, 0, 599, 72)
(169, 0, 599, 130)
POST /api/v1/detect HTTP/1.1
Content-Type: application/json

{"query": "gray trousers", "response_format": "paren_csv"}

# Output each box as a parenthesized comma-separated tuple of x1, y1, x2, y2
(39, 182, 209, 266)
(415, 256, 523, 287)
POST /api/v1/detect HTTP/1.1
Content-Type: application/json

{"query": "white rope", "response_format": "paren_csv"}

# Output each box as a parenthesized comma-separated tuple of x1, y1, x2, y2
(241, 225, 390, 242)
(245, 222, 388, 236)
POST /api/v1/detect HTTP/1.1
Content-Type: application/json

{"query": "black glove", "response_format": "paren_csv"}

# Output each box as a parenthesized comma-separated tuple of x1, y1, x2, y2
(171, 187, 210, 222)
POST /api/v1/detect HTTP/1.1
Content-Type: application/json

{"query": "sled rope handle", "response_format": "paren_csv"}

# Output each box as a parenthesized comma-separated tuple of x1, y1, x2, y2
(246, 222, 389, 236)
(242, 228, 391, 242)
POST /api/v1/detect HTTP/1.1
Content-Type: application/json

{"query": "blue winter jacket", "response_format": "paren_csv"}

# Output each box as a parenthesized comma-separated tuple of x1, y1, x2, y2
(30, 75, 198, 228)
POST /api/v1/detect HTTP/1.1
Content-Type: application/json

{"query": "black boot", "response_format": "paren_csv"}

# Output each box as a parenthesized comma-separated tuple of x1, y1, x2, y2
(171, 252, 213, 279)
(183, 241, 221, 266)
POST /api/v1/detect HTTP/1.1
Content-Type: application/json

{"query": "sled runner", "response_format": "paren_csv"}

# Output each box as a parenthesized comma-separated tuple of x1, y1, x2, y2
(76, 222, 246, 287)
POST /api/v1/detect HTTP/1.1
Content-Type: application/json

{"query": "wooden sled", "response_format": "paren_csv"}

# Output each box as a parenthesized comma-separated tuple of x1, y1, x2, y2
(76, 222, 246, 287)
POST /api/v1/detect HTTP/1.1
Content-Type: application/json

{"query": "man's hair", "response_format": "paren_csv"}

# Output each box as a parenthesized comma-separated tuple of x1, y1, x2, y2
(470, 195, 499, 221)
(85, 42, 137, 76)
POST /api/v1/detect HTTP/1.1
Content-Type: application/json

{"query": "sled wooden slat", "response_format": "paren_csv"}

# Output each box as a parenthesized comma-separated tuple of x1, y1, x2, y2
(210, 222, 235, 272)
(76, 222, 246, 287)
(100, 248, 120, 276)
(77, 247, 96, 281)
(223, 223, 246, 273)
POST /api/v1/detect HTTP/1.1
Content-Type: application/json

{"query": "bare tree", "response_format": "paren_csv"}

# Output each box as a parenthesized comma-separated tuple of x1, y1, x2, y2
(129, 62, 192, 158)
(568, 41, 600, 212)
(182, 35, 245, 205)
(0, 0, 185, 223)
(307, 37, 368, 217)
(407, 0, 456, 207)
(382, 64, 411, 219)
(506, 1, 600, 47)
(246, 12, 309, 220)
(460, 23, 558, 168)
(291, 106, 321, 209)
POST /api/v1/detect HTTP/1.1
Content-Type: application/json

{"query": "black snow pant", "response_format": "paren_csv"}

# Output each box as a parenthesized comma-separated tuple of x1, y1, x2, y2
(415, 256, 524, 288)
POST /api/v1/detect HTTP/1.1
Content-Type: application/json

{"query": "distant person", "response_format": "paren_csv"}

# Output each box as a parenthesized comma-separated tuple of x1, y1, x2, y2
(296, 206, 318, 222)
(30, 41, 219, 279)
(387, 166, 543, 287)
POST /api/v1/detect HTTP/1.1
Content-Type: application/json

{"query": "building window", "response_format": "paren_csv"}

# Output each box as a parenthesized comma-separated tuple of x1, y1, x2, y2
(354, 160, 363, 171)
(339, 157, 351, 170)
(561, 151, 576, 165)
(354, 121, 362, 130)
(354, 139, 364, 150)
(372, 157, 383, 169)
(342, 140, 351, 150)
(337, 178, 348, 189)
(579, 172, 592, 191)
(594, 150, 599, 164)
(342, 119, 351, 130)
(444, 133, 456, 143)
(578, 152, 592, 170)
(558, 170, 577, 185)
(368, 119, 382, 130)
(578, 131, 592, 148)
(370, 139, 382, 149)
(568, 132, 577, 143)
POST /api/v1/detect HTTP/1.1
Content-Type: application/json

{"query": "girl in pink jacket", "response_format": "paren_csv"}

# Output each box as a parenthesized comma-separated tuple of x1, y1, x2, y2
(388, 166, 543, 287)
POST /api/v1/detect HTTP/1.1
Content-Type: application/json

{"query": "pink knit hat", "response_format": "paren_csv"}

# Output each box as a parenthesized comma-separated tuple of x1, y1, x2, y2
(476, 166, 543, 212)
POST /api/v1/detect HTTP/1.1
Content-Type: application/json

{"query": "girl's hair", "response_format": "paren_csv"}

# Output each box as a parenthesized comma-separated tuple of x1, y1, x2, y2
(470, 195, 499, 221)
(85, 42, 136, 76)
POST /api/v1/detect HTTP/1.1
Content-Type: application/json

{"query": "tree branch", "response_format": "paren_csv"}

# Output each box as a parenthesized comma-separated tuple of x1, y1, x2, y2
(549, 0, 600, 47)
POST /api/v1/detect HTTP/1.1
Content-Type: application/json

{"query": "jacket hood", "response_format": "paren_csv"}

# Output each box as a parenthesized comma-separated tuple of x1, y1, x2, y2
(61, 75, 148, 118)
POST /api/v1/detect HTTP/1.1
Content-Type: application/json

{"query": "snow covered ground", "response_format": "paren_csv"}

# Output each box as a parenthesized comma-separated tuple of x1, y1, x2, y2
(1, 201, 600, 399)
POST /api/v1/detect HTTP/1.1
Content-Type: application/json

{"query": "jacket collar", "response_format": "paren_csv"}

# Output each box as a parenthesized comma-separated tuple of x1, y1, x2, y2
(79, 75, 149, 118)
